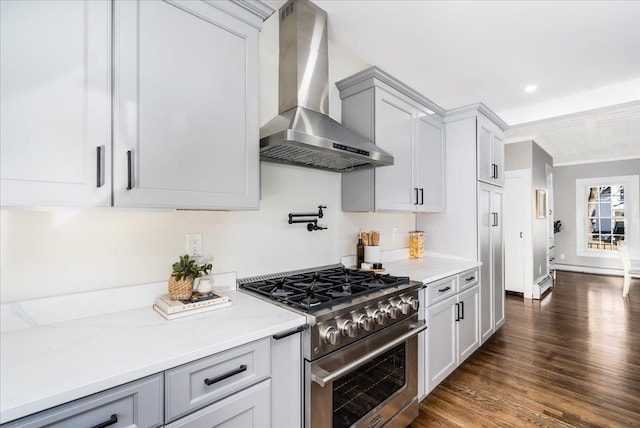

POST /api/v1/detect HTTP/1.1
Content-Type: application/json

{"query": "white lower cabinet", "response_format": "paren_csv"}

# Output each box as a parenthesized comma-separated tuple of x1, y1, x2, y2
(421, 269, 480, 397)
(165, 380, 271, 428)
(0, 374, 164, 428)
(3, 332, 303, 428)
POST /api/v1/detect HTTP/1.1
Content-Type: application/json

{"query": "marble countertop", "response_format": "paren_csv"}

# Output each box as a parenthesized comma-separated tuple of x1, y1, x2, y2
(0, 290, 305, 424)
(382, 253, 481, 284)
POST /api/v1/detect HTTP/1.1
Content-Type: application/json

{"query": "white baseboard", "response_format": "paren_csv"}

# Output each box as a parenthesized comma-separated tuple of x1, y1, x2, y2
(554, 264, 623, 277)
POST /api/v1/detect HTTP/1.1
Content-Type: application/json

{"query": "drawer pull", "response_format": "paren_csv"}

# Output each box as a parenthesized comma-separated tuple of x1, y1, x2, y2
(438, 286, 451, 293)
(204, 365, 247, 386)
(465, 276, 475, 282)
(92, 414, 118, 428)
(273, 324, 306, 340)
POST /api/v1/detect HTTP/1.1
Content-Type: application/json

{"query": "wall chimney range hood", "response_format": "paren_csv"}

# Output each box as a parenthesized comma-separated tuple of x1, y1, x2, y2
(259, 0, 394, 172)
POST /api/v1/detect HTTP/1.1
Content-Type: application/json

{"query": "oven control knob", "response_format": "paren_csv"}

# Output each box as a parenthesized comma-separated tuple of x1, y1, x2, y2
(398, 302, 411, 315)
(406, 296, 419, 311)
(322, 326, 341, 346)
(387, 305, 401, 320)
(380, 302, 400, 320)
(340, 320, 358, 338)
(354, 313, 375, 331)
(371, 309, 387, 325)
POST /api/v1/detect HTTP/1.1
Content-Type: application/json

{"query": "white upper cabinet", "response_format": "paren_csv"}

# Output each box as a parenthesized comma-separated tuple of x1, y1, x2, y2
(1, 0, 271, 210)
(113, 0, 263, 209)
(373, 90, 417, 212)
(338, 67, 446, 213)
(415, 114, 445, 212)
(0, 0, 112, 207)
(477, 114, 505, 187)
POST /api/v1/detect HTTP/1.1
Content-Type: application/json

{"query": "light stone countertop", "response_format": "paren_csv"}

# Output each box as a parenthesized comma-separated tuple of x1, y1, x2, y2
(0, 289, 305, 424)
(382, 253, 481, 284)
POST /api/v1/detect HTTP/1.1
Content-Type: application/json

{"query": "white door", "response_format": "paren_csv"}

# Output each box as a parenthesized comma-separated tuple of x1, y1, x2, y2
(477, 184, 493, 343)
(492, 189, 505, 330)
(415, 114, 445, 212)
(113, 0, 260, 209)
(457, 285, 480, 364)
(426, 294, 457, 393)
(1, 0, 111, 207)
(505, 173, 527, 293)
(374, 90, 416, 211)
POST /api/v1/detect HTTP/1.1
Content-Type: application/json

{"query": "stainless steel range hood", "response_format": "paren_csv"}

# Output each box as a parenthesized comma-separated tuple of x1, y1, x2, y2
(260, 0, 394, 172)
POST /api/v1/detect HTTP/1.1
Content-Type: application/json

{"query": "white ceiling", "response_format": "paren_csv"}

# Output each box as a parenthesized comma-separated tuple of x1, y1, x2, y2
(266, 0, 640, 166)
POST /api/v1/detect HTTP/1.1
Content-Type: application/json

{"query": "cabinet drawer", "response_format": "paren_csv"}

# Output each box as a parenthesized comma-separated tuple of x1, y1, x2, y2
(425, 275, 457, 307)
(2, 374, 163, 428)
(165, 338, 270, 422)
(165, 379, 271, 428)
(458, 268, 479, 292)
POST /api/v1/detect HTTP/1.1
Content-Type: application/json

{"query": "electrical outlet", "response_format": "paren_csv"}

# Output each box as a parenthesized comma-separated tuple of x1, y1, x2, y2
(539, 265, 542, 275)
(560, 254, 565, 260)
(187, 233, 203, 257)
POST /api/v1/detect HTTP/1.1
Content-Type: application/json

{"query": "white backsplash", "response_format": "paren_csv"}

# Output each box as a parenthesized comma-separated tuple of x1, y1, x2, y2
(0, 10, 416, 303)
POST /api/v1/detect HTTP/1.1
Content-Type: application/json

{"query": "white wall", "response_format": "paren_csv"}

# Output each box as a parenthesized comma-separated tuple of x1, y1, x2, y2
(553, 158, 640, 271)
(0, 10, 415, 303)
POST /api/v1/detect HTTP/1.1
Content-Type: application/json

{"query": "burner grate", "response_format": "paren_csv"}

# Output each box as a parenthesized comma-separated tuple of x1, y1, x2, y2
(239, 265, 410, 313)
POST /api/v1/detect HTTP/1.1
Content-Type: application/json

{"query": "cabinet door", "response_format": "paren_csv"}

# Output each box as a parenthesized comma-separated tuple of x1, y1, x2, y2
(415, 114, 445, 212)
(457, 285, 480, 364)
(166, 380, 271, 428)
(113, 0, 259, 209)
(271, 332, 301, 428)
(492, 131, 505, 187)
(476, 117, 493, 185)
(426, 295, 457, 393)
(373, 90, 416, 212)
(478, 184, 494, 343)
(0, 0, 111, 207)
(8, 374, 163, 428)
(493, 189, 505, 330)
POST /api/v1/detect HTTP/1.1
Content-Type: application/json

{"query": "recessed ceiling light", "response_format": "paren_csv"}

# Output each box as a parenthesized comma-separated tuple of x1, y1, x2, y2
(524, 84, 537, 93)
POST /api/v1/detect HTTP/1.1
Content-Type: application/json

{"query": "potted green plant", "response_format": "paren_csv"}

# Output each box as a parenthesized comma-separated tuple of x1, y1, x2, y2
(168, 255, 213, 300)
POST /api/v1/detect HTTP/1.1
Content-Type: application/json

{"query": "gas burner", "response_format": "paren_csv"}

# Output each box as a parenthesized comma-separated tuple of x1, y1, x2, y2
(288, 293, 330, 310)
(270, 279, 293, 298)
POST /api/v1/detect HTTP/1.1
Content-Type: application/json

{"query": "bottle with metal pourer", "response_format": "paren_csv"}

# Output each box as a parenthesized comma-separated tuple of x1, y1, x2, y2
(356, 233, 364, 269)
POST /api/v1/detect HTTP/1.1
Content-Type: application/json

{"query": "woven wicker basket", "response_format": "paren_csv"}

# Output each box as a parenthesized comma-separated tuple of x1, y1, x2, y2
(168, 276, 195, 300)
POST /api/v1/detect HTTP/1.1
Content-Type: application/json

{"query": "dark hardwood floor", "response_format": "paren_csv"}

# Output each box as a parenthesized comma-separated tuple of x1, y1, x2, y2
(410, 271, 640, 427)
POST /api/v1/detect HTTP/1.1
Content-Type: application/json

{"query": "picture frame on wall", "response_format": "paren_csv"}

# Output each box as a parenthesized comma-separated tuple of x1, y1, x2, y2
(536, 189, 546, 219)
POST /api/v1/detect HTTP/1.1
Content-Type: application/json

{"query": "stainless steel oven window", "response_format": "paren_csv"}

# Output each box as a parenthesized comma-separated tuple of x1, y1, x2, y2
(332, 343, 406, 428)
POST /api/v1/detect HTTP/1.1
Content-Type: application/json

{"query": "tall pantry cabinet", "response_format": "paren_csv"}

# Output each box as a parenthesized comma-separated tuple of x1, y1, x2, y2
(418, 103, 507, 343)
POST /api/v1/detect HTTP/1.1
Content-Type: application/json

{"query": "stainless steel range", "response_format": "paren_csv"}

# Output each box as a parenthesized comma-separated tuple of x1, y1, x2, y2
(238, 264, 425, 428)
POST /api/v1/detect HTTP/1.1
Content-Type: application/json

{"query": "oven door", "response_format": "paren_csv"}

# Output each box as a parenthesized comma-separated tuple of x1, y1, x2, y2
(305, 315, 426, 428)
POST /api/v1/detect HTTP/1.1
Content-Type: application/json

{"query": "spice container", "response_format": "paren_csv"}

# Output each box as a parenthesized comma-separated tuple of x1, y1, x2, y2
(409, 231, 424, 259)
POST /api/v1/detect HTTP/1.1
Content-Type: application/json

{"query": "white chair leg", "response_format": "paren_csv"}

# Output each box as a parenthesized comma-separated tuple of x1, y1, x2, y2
(622, 274, 631, 297)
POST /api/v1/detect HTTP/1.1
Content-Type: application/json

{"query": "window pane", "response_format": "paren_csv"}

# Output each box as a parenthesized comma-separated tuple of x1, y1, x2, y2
(583, 182, 625, 253)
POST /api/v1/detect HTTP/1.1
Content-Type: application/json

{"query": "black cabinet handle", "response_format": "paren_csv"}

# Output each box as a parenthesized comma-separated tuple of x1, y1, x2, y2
(126, 150, 133, 190)
(460, 301, 465, 320)
(414, 188, 419, 205)
(492, 212, 499, 227)
(204, 365, 247, 386)
(420, 188, 424, 205)
(438, 286, 451, 293)
(92, 414, 118, 428)
(465, 276, 475, 282)
(491, 163, 499, 179)
(96, 146, 105, 188)
(273, 325, 306, 340)
(454, 303, 459, 322)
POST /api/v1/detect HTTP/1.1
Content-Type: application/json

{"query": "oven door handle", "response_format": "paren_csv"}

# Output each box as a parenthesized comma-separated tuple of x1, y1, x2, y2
(310, 321, 427, 387)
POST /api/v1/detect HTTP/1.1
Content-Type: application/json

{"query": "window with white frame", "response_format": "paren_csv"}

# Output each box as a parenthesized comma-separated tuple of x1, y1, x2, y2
(576, 175, 639, 258)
